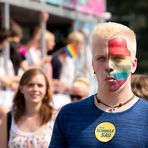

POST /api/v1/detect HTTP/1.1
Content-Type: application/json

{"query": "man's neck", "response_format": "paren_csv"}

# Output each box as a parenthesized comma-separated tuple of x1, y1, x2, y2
(97, 87, 134, 106)
(94, 94, 139, 113)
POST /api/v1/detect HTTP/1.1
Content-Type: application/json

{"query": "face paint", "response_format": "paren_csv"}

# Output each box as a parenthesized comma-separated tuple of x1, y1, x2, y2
(108, 37, 131, 91)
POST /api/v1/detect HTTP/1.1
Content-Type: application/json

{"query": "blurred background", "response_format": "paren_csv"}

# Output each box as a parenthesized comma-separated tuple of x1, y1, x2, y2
(108, 0, 148, 73)
(0, 0, 147, 73)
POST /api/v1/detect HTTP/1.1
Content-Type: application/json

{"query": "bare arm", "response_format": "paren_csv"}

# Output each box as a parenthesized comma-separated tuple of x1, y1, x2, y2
(0, 112, 8, 148)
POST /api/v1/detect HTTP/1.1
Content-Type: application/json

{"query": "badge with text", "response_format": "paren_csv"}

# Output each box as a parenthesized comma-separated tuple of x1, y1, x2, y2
(95, 122, 116, 142)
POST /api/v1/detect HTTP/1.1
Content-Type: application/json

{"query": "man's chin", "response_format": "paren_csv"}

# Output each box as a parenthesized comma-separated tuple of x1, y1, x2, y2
(108, 79, 126, 92)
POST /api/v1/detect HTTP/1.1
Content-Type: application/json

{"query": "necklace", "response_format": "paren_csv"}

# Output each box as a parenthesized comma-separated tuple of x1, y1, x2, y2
(95, 94, 135, 112)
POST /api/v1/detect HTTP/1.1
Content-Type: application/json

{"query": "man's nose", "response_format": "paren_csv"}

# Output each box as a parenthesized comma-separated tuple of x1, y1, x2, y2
(105, 59, 114, 73)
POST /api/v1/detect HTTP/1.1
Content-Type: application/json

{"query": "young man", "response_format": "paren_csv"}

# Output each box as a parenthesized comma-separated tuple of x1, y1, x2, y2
(49, 22, 148, 147)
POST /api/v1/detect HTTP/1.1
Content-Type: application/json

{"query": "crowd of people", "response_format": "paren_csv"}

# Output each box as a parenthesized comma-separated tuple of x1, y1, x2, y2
(0, 19, 148, 147)
(0, 17, 93, 106)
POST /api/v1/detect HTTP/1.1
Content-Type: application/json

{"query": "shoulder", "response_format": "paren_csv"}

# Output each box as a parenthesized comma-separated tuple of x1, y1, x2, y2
(53, 95, 95, 130)
(140, 98, 148, 108)
(138, 98, 148, 108)
(58, 95, 94, 115)
(135, 98, 148, 115)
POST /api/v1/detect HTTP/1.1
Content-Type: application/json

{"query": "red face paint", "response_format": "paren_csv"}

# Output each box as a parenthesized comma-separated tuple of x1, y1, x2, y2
(106, 37, 131, 91)
(108, 38, 131, 56)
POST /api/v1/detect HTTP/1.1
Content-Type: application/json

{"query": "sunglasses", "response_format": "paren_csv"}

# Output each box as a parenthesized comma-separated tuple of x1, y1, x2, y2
(70, 94, 83, 100)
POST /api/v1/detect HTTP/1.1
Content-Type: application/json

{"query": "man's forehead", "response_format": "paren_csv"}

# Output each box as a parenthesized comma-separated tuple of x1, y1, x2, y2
(108, 37, 131, 56)
(94, 36, 127, 47)
(93, 37, 131, 56)
(108, 37, 127, 49)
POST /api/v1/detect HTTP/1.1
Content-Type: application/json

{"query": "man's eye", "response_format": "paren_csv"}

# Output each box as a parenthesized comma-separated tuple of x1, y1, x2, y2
(113, 57, 124, 62)
(97, 57, 106, 62)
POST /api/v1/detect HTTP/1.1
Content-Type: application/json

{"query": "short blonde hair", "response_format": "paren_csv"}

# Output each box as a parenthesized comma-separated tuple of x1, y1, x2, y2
(90, 22, 137, 59)
(68, 31, 84, 44)
(45, 31, 55, 40)
(72, 76, 90, 97)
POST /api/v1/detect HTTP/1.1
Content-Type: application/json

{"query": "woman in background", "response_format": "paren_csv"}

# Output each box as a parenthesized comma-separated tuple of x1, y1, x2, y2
(0, 68, 54, 148)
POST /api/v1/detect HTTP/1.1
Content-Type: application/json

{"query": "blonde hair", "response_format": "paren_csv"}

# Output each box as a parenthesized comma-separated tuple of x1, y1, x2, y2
(45, 31, 54, 40)
(68, 31, 84, 44)
(72, 76, 90, 96)
(90, 22, 137, 59)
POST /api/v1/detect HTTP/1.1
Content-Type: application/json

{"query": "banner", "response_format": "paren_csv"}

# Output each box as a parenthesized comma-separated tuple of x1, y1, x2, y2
(45, 0, 106, 17)
(76, 0, 106, 16)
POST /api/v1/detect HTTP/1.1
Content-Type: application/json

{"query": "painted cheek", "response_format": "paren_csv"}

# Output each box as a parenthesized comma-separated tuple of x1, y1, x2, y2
(109, 79, 127, 91)
(109, 62, 131, 91)
(110, 57, 131, 80)
(107, 38, 132, 91)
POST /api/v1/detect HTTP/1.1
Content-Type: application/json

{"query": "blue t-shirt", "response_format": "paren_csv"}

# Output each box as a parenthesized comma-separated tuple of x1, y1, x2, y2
(49, 95, 148, 148)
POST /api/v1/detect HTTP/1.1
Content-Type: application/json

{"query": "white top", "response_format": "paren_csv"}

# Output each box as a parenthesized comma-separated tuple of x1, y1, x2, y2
(26, 47, 41, 65)
(8, 114, 54, 148)
(60, 56, 75, 85)
(52, 93, 71, 109)
(0, 55, 14, 76)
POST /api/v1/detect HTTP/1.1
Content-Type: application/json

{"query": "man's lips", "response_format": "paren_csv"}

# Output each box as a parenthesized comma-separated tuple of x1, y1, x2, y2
(105, 77, 116, 83)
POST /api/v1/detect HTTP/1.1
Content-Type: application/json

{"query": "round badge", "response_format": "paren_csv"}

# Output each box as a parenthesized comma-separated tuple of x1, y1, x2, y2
(95, 122, 116, 142)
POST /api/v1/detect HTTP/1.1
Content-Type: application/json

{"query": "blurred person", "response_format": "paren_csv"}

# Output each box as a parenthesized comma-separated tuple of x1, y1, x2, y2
(69, 76, 90, 102)
(25, 27, 51, 67)
(51, 31, 86, 93)
(68, 31, 95, 95)
(51, 76, 90, 117)
(46, 31, 55, 52)
(0, 27, 19, 109)
(25, 28, 53, 81)
(9, 19, 29, 75)
(0, 28, 14, 77)
(0, 68, 54, 148)
(25, 26, 44, 67)
(51, 51, 75, 94)
(44, 31, 57, 95)
(131, 74, 148, 100)
(58, 50, 75, 88)
(44, 30, 55, 79)
(67, 31, 86, 76)
(49, 22, 148, 147)
(0, 28, 19, 91)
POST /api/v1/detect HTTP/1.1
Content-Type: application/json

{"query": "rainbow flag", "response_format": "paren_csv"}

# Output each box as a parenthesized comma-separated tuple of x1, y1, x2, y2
(64, 44, 78, 58)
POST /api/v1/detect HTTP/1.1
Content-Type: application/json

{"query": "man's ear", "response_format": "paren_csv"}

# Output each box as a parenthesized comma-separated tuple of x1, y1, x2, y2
(131, 58, 137, 73)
